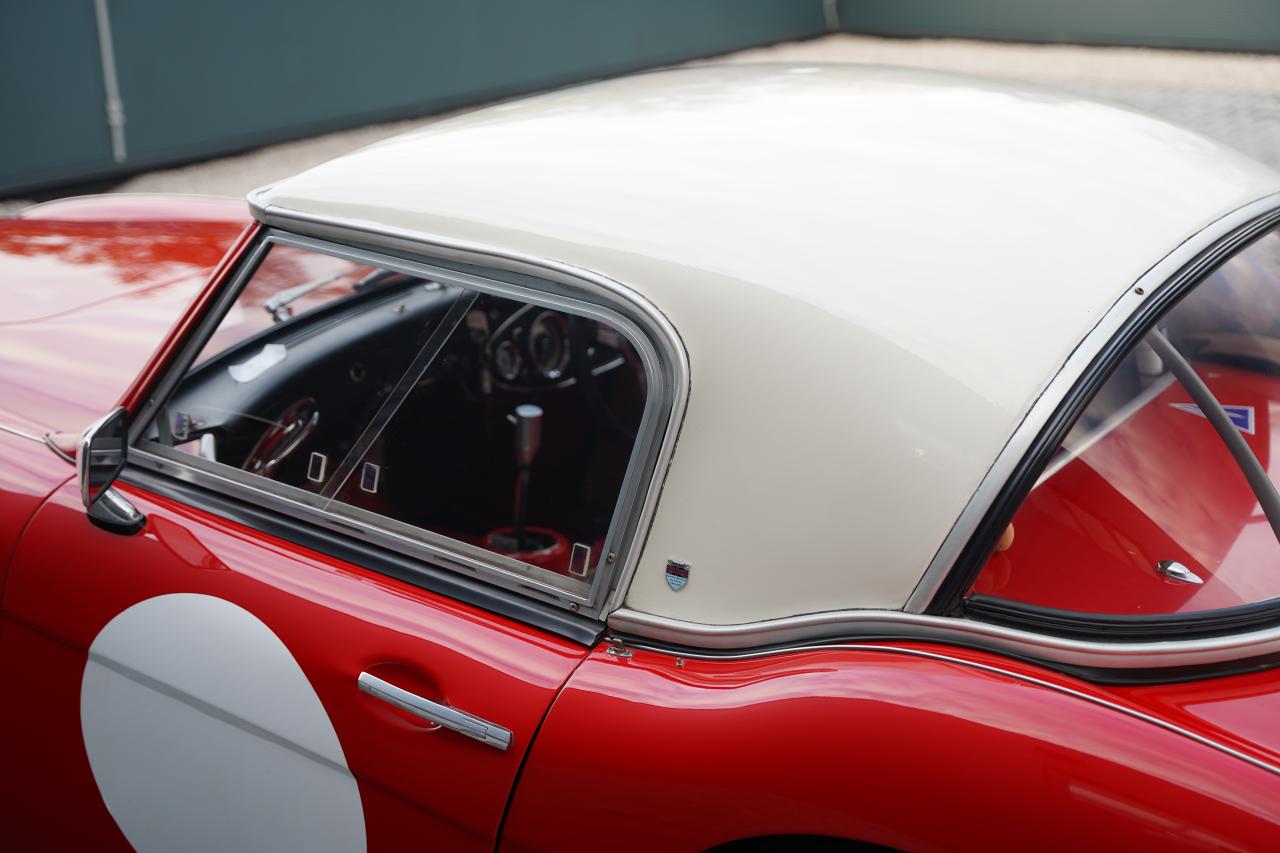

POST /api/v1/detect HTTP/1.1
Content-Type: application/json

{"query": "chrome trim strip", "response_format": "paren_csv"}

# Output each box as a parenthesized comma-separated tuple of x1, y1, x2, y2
(613, 638, 1280, 779)
(244, 201, 691, 617)
(0, 422, 44, 444)
(133, 439, 588, 608)
(43, 434, 76, 464)
(357, 672, 512, 751)
(607, 606, 1280, 670)
(906, 191, 1280, 613)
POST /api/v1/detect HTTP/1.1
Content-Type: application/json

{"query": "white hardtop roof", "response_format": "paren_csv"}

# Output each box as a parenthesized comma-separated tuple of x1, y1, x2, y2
(253, 64, 1280, 627)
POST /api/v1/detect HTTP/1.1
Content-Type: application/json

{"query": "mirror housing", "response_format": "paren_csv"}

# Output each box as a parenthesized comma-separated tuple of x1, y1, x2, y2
(78, 407, 145, 534)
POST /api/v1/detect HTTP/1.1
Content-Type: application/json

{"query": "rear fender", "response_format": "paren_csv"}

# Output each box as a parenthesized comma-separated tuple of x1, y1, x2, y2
(500, 643, 1280, 852)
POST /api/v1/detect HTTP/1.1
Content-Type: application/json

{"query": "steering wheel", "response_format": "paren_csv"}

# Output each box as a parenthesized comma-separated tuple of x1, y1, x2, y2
(243, 398, 320, 478)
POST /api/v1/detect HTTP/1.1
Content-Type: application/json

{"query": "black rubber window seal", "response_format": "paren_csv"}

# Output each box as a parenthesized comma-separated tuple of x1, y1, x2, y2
(964, 593, 1280, 641)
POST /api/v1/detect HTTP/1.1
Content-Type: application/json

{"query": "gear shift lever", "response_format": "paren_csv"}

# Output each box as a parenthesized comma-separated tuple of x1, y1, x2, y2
(512, 404, 543, 550)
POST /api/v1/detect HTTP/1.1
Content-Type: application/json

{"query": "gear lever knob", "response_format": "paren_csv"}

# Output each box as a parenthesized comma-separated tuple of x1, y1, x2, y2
(511, 404, 544, 552)
(514, 404, 543, 467)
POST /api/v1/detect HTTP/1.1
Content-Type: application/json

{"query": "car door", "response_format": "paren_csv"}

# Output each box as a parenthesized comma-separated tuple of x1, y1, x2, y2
(0, 478, 589, 852)
(0, 232, 663, 851)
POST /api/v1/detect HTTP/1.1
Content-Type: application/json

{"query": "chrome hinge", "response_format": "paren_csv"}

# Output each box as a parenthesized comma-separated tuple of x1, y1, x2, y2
(604, 637, 633, 659)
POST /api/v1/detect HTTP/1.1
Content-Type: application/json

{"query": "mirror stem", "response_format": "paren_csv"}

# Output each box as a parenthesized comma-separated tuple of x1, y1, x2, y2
(88, 487, 146, 535)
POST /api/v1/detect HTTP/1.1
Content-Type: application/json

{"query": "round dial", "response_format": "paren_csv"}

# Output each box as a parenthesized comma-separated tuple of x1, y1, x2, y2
(494, 339, 523, 382)
(527, 312, 569, 379)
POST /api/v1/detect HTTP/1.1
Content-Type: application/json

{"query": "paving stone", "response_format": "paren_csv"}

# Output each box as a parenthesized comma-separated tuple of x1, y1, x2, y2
(1049, 82, 1280, 169)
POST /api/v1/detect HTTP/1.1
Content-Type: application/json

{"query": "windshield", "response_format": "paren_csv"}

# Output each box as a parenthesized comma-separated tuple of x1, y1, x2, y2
(971, 225, 1280, 615)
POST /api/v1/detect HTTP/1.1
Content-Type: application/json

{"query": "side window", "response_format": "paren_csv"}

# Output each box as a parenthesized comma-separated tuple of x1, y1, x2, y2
(142, 240, 648, 591)
(970, 226, 1280, 616)
(323, 294, 646, 582)
(148, 243, 459, 496)
(194, 244, 378, 364)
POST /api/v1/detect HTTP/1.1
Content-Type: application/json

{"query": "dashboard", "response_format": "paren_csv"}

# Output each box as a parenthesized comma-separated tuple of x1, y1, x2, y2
(463, 299, 631, 393)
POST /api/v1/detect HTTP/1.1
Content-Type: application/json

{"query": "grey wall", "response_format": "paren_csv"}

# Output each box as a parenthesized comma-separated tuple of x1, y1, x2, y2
(4, 1, 1278, 196)
(1, 3, 118, 194)
(836, 0, 1280, 53)
(0, 0, 827, 195)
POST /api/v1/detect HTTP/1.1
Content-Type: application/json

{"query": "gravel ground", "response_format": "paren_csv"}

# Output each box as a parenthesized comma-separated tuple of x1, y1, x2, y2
(4, 33, 1279, 213)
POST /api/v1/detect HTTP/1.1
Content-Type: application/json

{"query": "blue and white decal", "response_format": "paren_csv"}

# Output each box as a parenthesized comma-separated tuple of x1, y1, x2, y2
(1169, 402, 1255, 435)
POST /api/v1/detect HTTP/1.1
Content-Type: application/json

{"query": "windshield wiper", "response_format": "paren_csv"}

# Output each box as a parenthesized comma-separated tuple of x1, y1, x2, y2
(264, 272, 349, 323)
(265, 269, 413, 323)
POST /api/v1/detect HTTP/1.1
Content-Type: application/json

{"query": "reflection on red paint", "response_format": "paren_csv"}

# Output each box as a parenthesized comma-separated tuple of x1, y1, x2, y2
(502, 645, 1280, 852)
(0, 431, 73, 595)
(0, 206, 246, 434)
(973, 365, 1280, 614)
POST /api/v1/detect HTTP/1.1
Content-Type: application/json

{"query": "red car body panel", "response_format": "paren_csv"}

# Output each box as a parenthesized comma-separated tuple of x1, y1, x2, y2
(1115, 668, 1280, 774)
(0, 431, 74, 589)
(0, 481, 588, 851)
(0, 197, 250, 434)
(501, 646, 1280, 852)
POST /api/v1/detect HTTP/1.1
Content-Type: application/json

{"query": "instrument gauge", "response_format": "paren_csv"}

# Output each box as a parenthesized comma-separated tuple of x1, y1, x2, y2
(528, 312, 569, 380)
(494, 339, 522, 382)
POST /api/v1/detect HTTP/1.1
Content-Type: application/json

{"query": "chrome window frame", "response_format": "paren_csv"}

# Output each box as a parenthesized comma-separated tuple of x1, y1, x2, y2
(129, 228, 686, 620)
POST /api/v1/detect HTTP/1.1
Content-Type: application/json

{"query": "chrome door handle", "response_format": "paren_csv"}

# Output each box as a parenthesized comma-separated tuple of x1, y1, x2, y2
(357, 672, 512, 751)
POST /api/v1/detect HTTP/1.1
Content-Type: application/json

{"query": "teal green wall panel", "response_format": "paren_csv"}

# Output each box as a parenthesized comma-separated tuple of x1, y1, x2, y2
(7, 1, 1275, 196)
(836, 0, 1280, 53)
(2, 1, 826, 195)
(0, 1, 115, 194)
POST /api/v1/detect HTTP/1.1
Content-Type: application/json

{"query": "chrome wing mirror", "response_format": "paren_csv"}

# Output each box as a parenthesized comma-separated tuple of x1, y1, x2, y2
(78, 407, 145, 535)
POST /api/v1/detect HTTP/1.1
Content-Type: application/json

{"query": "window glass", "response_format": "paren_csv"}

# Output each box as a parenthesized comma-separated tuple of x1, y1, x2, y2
(970, 226, 1280, 615)
(147, 244, 458, 496)
(322, 293, 646, 583)
(193, 244, 376, 365)
(143, 242, 647, 589)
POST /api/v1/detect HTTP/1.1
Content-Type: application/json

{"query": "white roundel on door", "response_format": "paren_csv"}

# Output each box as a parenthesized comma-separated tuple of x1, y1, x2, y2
(81, 593, 366, 853)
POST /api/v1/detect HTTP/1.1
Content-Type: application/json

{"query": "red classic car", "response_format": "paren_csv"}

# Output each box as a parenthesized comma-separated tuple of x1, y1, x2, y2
(4, 65, 1280, 851)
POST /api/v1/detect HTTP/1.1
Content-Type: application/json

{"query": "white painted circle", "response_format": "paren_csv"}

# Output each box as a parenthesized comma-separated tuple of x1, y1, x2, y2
(81, 593, 366, 852)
